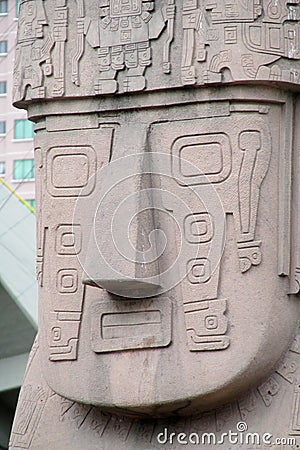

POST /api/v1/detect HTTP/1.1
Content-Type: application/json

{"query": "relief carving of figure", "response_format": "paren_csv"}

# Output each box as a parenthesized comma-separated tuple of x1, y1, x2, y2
(83, 0, 175, 93)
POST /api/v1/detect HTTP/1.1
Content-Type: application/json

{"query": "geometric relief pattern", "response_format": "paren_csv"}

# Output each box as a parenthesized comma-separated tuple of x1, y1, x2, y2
(49, 311, 82, 361)
(172, 133, 232, 186)
(9, 385, 49, 449)
(290, 384, 300, 435)
(257, 375, 281, 407)
(173, 123, 270, 278)
(90, 298, 172, 353)
(13, 0, 68, 102)
(41, 127, 115, 365)
(181, 0, 300, 86)
(47, 220, 83, 362)
(237, 240, 262, 273)
(187, 258, 212, 284)
(13, 0, 300, 103)
(83, 1, 175, 94)
(236, 126, 271, 270)
(59, 398, 134, 442)
(184, 213, 214, 244)
(46, 146, 97, 197)
(44, 203, 84, 363)
(185, 299, 230, 351)
(57, 269, 78, 294)
(168, 115, 271, 353)
(56, 224, 82, 255)
(39, 127, 114, 367)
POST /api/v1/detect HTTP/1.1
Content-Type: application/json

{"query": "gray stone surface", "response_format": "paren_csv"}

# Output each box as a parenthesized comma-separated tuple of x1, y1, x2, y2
(10, 1, 300, 448)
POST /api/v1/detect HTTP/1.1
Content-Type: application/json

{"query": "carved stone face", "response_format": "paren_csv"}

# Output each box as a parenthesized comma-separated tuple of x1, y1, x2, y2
(32, 94, 299, 418)
(14, 0, 300, 418)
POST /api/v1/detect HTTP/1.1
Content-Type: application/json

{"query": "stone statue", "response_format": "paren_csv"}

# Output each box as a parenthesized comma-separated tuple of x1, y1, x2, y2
(10, 1, 300, 448)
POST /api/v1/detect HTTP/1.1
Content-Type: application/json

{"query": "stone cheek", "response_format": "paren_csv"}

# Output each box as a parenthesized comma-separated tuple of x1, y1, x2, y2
(13, 0, 300, 104)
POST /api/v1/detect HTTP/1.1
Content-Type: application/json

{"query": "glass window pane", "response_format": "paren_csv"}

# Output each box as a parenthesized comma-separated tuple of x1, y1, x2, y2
(0, 0, 8, 14)
(26, 199, 36, 209)
(0, 121, 6, 134)
(16, 0, 20, 17)
(14, 120, 23, 138)
(14, 119, 34, 139)
(0, 40, 8, 54)
(23, 159, 35, 178)
(14, 160, 22, 179)
(0, 81, 7, 94)
(13, 159, 35, 180)
(0, 0, 7, 14)
(24, 120, 34, 137)
(0, 161, 5, 176)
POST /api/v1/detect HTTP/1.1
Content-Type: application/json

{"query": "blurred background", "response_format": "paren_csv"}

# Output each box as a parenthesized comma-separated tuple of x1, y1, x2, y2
(0, 1, 37, 448)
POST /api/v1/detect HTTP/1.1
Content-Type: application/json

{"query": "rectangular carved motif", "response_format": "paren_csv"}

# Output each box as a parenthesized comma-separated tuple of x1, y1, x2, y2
(90, 297, 172, 352)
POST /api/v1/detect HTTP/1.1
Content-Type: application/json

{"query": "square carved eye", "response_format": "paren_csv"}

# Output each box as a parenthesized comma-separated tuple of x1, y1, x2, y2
(187, 258, 212, 284)
(56, 268, 78, 294)
(56, 224, 82, 255)
(171, 133, 232, 186)
(46, 146, 96, 197)
(184, 213, 214, 244)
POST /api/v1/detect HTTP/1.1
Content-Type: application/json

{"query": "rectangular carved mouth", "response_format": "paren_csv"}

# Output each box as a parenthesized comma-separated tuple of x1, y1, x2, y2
(90, 297, 172, 353)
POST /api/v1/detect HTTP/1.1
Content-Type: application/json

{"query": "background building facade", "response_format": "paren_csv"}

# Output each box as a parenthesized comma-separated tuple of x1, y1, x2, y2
(0, 2, 37, 448)
(0, 0, 35, 209)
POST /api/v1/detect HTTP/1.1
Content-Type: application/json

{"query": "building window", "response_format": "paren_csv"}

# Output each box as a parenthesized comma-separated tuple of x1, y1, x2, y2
(0, 161, 5, 176)
(16, 0, 20, 17)
(14, 119, 34, 139)
(13, 159, 35, 180)
(0, 81, 7, 94)
(0, 40, 8, 55)
(26, 199, 36, 209)
(0, 0, 8, 14)
(0, 121, 6, 135)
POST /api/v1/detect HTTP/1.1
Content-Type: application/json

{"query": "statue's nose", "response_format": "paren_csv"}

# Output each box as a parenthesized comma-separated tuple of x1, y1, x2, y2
(82, 209, 162, 297)
(82, 145, 163, 299)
